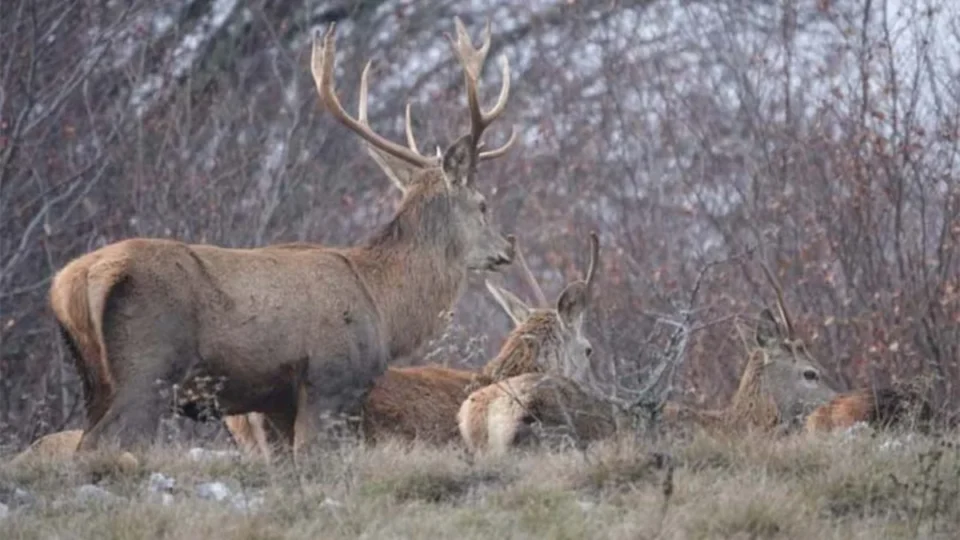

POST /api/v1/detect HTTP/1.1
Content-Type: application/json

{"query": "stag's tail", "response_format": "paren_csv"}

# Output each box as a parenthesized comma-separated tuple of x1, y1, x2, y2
(49, 252, 128, 424)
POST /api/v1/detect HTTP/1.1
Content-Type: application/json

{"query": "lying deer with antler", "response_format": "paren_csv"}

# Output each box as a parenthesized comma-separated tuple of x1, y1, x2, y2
(459, 262, 840, 455)
(661, 263, 838, 434)
(223, 233, 600, 460)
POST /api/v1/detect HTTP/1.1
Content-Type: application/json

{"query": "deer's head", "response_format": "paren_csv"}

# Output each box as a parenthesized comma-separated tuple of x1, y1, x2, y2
(311, 18, 516, 271)
(484, 232, 600, 382)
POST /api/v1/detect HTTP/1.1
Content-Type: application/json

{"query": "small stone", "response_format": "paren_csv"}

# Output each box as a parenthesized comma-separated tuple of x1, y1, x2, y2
(0, 502, 9, 520)
(577, 500, 596, 512)
(76, 484, 118, 503)
(148, 472, 175, 493)
(230, 492, 264, 512)
(320, 497, 343, 509)
(11, 488, 36, 508)
(116, 452, 140, 473)
(196, 481, 231, 502)
(187, 448, 240, 462)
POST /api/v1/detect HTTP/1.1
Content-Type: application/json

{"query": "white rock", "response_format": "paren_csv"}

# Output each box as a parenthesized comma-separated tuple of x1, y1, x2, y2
(0, 502, 9, 520)
(148, 472, 176, 493)
(12, 488, 36, 507)
(230, 492, 264, 512)
(187, 447, 241, 462)
(76, 484, 119, 502)
(196, 481, 232, 502)
(321, 497, 343, 509)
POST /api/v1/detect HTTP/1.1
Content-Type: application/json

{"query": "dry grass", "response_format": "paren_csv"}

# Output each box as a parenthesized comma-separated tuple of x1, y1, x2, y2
(1, 428, 959, 539)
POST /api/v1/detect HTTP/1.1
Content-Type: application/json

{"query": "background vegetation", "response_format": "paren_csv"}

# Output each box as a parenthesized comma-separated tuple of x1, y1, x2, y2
(1, 0, 958, 448)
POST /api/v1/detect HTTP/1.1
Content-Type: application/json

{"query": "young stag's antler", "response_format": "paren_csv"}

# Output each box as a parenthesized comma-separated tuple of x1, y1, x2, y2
(508, 234, 549, 308)
(584, 231, 600, 299)
(446, 17, 516, 160)
(758, 258, 796, 339)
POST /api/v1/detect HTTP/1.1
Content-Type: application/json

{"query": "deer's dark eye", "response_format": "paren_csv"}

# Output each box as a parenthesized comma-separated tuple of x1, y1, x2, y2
(585, 345, 593, 357)
(802, 369, 819, 381)
(479, 201, 487, 214)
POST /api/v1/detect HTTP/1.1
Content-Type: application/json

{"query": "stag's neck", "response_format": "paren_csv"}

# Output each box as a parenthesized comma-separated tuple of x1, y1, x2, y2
(348, 186, 469, 359)
(727, 350, 780, 429)
(370, 246, 466, 358)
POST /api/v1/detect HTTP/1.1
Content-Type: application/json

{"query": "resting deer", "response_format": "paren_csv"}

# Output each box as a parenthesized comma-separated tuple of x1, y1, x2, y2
(47, 18, 516, 458)
(804, 386, 933, 434)
(661, 263, 838, 434)
(225, 232, 600, 460)
(460, 262, 839, 455)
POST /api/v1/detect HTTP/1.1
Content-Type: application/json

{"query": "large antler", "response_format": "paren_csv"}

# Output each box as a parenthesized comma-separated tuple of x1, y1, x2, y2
(312, 24, 435, 168)
(758, 258, 796, 338)
(507, 234, 549, 308)
(446, 17, 517, 161)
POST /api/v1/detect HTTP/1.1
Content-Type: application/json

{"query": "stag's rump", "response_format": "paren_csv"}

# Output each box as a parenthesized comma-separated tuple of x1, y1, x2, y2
(90, 239, 390, 416)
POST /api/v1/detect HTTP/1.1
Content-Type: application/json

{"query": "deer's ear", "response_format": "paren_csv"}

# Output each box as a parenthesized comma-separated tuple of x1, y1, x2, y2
(556, 281, 589, 328)
(486, 280, 532, 326)
(756, 308, 783, 347)
(365, 145, 421, 194)
(441, 134, 476, 188)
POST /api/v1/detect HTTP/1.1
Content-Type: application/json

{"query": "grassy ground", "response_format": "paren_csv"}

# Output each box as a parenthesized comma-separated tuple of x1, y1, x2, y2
(1, 428, 959, 540)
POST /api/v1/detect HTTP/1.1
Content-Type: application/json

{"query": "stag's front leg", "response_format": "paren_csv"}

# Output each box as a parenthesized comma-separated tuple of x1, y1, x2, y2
(292, 352, 385, 459)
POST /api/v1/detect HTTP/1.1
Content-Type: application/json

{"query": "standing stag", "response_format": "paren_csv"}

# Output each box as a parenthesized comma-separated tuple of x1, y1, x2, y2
(661, 263, 838, 434)
(224, 233, 600, 460)
(47, 18, 516, 456)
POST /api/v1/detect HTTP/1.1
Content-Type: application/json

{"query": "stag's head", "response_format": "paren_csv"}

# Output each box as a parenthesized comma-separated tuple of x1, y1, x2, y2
(484, 232, 600, 382)
(747, 263, 837, 422)
(311, 19, 516, 272)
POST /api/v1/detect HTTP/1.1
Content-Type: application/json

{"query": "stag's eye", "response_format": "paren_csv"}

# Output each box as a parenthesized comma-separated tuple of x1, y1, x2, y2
(585, 345, 593, 358)
(802, 369, 819, 381)
(478, 201, 487, 214)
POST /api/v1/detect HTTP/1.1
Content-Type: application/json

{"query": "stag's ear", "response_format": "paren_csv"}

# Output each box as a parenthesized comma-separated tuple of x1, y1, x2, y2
(364, 145, 421, 194)
(557, 281, 589, 328)
(756, 308, 783, 347)
(485, 280, 532, 326)
(441, 134, 476, 189)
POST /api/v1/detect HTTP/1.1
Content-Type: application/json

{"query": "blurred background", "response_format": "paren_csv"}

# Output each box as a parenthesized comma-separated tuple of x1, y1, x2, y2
(1, 0, 958, 447)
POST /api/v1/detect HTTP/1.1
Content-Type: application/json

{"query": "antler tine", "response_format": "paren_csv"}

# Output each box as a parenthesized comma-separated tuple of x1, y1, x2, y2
(479, 126, 517, 161)
(311, 25, 434, 168)
(446, 17, 513, 161)
(584, 231, 600, 296)
(507, 234, 549, 308)
(758, 258, 796, 338)
(403, 103, 422, 155)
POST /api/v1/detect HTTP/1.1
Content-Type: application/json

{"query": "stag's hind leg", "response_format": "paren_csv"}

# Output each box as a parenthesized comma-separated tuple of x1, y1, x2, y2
(78, 285, 197, 452)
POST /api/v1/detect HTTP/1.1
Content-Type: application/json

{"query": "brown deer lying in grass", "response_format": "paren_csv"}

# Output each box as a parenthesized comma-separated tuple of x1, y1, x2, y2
(8, 430, 84, 466)
(459, 262, 839, 454)
(804, 386, 934, 433)
(47, 18, 515, 458)
(224, 232, 600, 460)
(661, 264, 838, 434)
